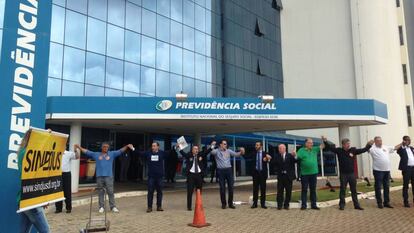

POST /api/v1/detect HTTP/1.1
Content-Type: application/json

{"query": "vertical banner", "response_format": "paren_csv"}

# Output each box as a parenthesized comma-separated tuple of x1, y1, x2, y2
(17, 128, 68, 213)
(0, 0, 52, 231)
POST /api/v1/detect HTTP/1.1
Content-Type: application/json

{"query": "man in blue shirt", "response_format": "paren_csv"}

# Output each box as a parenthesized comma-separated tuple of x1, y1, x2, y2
(143, 142, 167, 213)
(75, 142, 134, 213)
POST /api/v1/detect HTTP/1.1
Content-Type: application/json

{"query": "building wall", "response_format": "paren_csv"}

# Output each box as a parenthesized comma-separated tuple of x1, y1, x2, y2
(282, 0, 409, 178)
(46, 0, 283, 99)
(403, 0, 414, 137)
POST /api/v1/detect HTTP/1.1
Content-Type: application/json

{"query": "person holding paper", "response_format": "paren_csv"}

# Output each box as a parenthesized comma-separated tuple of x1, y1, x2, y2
(177, 143, 213, 210)
(243, 141, 271, 209)
(210, 139, 245, 209)
(75, 142, 134, 213)
(143, 142, 168, 213)
(55, 144, 80, 214)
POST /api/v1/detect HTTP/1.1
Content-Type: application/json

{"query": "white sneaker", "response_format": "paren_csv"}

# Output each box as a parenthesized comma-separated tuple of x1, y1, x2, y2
(112, 207, 119, 213)
(98, 207, 104, 213)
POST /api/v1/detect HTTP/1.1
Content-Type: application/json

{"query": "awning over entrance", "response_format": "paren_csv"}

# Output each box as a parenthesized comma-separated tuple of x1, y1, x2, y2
(46, 97, 387, 135)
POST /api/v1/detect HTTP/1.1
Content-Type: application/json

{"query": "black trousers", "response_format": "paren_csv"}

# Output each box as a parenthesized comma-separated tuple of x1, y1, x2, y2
(187, 173, 203, 209)
(373, 170, 390, 205)
(277, 174, 293, 208)
(402, 167, 414, 204)
(339, 173, 360, 208)
(252, 170, 267, 207)
(55, 172, 72, 211)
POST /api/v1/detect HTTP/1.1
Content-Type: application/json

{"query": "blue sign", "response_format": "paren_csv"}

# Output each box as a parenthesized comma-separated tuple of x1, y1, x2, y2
(0, 0, 52, 231)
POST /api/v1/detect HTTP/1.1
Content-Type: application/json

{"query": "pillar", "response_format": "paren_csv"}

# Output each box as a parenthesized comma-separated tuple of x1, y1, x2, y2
(70, 122, 82, 193)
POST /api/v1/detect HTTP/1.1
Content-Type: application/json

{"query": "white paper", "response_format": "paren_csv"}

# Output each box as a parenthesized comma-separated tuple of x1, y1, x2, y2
(177, 136, 188, 150)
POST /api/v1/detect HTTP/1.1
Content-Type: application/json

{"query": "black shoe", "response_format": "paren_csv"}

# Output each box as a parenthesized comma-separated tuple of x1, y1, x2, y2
(261, 206, 268, 209)
(146, 208, 152, 213)
(377, 204, 384, 209)
(311, 206, 320, 210)
(157, 207, 164, 211)
(300, 207, 307, 210)
(221, 205, 227, 209)
(354, 206, 364, 210)
(404, 203, 411, 208)
(251, 204, 258, 209)
(228, 205, 236, 209)
(66, 209, 72, 213)
(384, 204, 393, 208)
(55, 209, 62, 214)
(283, 206, 289, 210)
(277, 206, 283, 210)
(187, 208, 192, 211)
(339, 206, 344, 210)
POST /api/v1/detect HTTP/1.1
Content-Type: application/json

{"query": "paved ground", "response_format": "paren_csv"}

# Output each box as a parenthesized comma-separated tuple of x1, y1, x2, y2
(47, 182, 414, 233)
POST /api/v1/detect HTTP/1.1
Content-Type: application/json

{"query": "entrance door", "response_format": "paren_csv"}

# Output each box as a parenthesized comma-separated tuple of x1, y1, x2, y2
(114, 132, 145, 182)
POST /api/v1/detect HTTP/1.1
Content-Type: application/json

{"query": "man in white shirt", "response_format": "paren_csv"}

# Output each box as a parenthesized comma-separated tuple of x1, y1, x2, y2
(55, 145, 80, 213)
(395, 136, 414, 207)
(367, 136, 395, 209)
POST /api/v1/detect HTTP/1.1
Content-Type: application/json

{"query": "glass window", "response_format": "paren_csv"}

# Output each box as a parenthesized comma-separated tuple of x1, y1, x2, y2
(125, 31, 141, 63)
(107, 24, 124, 59)
(67, 0, 87, 14)
(169, 74, 182, 96)
(85, 84, 105, 96)
(156, 70, 170, 96)
(183, 26, 194, 51)
(183, 50, 194, 77)
(124, 62, 141, 93)
(205, 10, 212, 35)
(48, 43, 63, 79)
(65, 10, 87, 49)
(157, 15, 170, 42)
(87, 17, 107, 54)
(156, 41, 170, 71)
(195, 54, 206, 81)
(128, 0, 142, 6)
(50, 5, 65, 43)
(157, 0, 170, 17)
(141, 66, 155, 96)
(206, 57, 212, 83)
(183, 0, 194, 27)
(62, 80, 84, 96)
(195, 0, 205, 7)
(105, 88, 123, 96)
(170, 45, 183, 75)
(171, 0, 183, 22)
(108, 0, 125, 27)
(206, 35, 212, 57)
(170, 21, 183, 46)
(142, 0, 156, 11)
(52, 0, 65, 7)
(195, 30, 206, 55)
(47, 78, 61, 96)
(183, 76, 195, 97)
(88, 0, 107, 20)
(85, 52, 105, 86)
(126, 2, 141, 33)
(123, 91, 140, 97)
(195, 80, 206, 97)
(141, 36, 156, 67)
(106, 57, 124, 90)
(195, 4, 205, 32)
(63, 46, 85, 82)
(142, 9, 156, 37)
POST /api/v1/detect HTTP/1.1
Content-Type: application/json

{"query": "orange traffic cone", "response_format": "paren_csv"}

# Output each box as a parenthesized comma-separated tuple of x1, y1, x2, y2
(188, 189, 211, 228)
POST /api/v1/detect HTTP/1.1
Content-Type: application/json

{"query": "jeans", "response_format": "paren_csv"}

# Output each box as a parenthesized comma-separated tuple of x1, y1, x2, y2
(339, 173, 360, 208)
(20, 207, 50, 233)
(148, 176, 163, 208)
(217, 168, 234, 206)
(96, 176, 116, 209)
(373, 170, 390, 205)
(301, 174, 317, 208)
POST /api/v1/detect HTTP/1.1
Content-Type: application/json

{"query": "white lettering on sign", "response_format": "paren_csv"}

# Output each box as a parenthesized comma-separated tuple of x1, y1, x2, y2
(175, 101, 276, 110)
(7, 1, 39, 170)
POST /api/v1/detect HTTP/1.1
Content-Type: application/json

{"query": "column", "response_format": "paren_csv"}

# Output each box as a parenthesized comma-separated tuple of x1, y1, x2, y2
(337, 124, 350, 176)
(70, 122, 82, 193)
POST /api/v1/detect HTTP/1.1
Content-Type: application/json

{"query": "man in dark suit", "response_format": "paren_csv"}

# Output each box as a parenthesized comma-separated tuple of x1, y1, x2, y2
(272, 144, 296, 210)
(395, 136, 414, 207)
(244, 141, 272, 209)
(178, 143, 213, 211)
